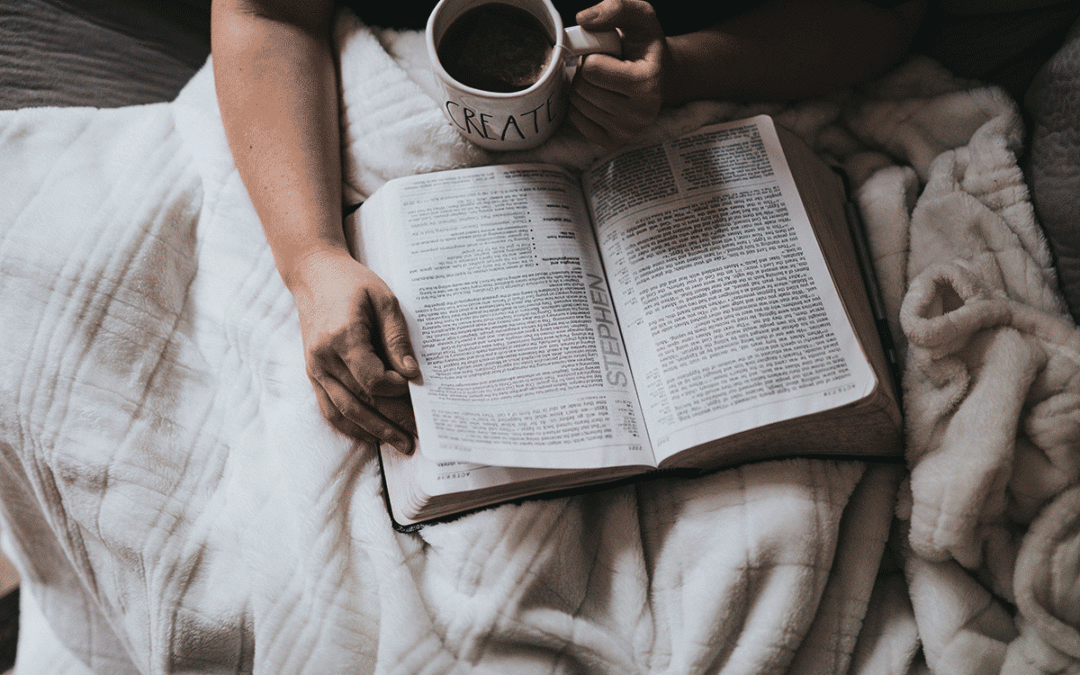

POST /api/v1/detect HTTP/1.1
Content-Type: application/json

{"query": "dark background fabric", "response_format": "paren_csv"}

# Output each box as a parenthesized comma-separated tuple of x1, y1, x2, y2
(342, 0, 762, 35)
(1028, 20, 1080, 318)
(914, 1, 1080, 101)
(5, 0, 1074, 110)
(345, 0, 910, 36)
(0, 0, 210, 109)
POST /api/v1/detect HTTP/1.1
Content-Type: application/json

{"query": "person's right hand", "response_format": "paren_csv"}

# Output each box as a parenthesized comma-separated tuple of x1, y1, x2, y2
(287, 248, 420, 454)
(569, 0, 672, 150)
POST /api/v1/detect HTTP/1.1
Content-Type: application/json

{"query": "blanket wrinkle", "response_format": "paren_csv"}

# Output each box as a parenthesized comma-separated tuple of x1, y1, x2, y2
(852, 165, 920, 362)
(1004, 484, 1080, 673)
(2, 8, 1079, 675)
(847, 569, 920, 675)
(899, 520, 1019, 675)
(894, 57, 1080, 672)
(786, 464, 905, 675)
(334, 10, 489, 203)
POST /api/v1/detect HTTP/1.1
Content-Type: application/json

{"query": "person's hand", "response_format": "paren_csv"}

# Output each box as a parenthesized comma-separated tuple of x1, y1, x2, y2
(287, 248, 420, 454)
(569, 0, 672, 151)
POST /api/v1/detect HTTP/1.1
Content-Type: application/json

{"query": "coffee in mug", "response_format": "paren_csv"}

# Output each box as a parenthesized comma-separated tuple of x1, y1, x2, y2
(437, 3, 554, 93)
(426, 0, 620, 151)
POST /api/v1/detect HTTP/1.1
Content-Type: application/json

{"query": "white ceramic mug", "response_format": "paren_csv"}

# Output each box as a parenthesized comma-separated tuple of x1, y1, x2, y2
(426, 0, 621, 151)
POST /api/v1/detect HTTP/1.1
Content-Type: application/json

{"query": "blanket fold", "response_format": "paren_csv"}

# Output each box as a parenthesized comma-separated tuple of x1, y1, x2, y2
(0, 10, 1077, 675)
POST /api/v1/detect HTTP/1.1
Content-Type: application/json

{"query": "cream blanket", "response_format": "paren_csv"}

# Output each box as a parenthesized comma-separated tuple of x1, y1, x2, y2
(0, 11, 1076, 675)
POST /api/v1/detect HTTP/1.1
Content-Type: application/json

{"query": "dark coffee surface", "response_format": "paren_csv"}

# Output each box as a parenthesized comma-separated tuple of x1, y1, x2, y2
(437, 4, 554, 92)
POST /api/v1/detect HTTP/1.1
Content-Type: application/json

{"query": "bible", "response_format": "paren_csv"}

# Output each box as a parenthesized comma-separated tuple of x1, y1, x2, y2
(347, 115, 902, 527)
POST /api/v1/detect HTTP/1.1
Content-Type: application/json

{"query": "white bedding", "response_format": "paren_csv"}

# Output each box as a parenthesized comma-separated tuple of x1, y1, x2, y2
(0, 10, 1077, 674)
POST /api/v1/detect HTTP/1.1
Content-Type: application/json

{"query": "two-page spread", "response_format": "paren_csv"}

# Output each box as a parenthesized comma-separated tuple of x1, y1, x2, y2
(348, 115, 902, 526)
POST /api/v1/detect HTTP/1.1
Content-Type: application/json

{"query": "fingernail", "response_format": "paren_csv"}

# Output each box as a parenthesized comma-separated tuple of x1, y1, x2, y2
(403, 355, 418, 371)
(393, 435, 415, 455)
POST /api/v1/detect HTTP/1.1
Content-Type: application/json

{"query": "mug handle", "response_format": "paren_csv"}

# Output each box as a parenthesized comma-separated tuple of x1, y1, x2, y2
(563, 26, 622, 58)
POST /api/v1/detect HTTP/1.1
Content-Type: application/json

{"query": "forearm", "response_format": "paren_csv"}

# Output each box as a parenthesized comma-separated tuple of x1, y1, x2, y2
(663, 0, 926, 105)
(211, 0, 346, 290)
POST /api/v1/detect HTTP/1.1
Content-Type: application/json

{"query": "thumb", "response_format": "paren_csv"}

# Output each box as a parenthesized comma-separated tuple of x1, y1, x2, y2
(376, 302, 419, 378)
(575, 0, 623, 30)
(576, 0, 656, 33)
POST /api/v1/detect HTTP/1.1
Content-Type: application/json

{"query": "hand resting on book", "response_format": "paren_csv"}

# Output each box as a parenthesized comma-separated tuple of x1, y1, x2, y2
(288, 248, 420, 454)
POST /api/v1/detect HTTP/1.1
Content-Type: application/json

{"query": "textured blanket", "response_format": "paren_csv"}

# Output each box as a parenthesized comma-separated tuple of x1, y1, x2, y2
(0, 10, 1077, 675)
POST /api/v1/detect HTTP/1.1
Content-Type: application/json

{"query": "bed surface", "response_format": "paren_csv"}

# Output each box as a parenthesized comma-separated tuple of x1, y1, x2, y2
(2, 2, 1080, 675)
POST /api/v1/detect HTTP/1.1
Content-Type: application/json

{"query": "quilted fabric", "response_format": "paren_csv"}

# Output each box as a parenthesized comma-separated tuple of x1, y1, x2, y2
(0, 10, 1077, 674)
(0, 49, 895, 675)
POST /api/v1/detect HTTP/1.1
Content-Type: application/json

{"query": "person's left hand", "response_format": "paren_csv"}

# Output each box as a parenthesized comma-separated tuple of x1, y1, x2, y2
(569, 0, 671, 150)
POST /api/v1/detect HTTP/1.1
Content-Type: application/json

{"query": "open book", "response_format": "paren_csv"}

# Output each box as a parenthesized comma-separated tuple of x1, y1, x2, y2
(348, 115, 902, 527)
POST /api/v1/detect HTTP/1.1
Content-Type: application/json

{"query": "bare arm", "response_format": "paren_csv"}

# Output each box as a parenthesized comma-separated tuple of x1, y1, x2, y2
(663, 0, 927, 105)
(212, 0, 419, 453)
(571, 0, 926, 149)
(213, 0, 343, 284)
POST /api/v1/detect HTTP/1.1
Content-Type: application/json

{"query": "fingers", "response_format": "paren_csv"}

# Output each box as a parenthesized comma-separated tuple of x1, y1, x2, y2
(569, 0, 667, 150)
(371, 292, 420, 379)
(375, 394, 418, 438)
(309, 316, 416, 454)
(292, 252, 422, 452)
(577, 54, 653, 94)
(311, 377, 373, 441)
(311, 365, 416, 455)
(576, 0, 659, 35)
(571, 69, 659, 124)
(334, 282, 416, 396)
(323, 344, 407, 399)
(569, 56, 663, 150)
(568, 96, 637, 151)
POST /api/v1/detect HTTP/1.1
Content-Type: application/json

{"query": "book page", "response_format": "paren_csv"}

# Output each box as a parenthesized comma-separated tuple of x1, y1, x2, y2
(355, 164, 652, 470)
(413, 458, 571, 494)
(380, 443, 644, 526)
(381, 445, 574, 510)
(582, 116, 875, 463)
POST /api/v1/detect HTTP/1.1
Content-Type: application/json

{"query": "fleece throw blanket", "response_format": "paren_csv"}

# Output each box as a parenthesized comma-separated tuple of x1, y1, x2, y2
(0, 10, 1078, 674)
